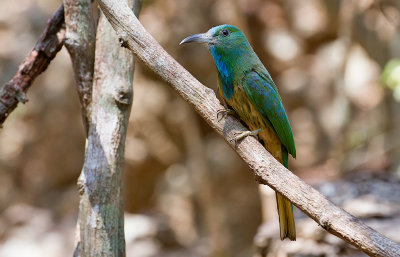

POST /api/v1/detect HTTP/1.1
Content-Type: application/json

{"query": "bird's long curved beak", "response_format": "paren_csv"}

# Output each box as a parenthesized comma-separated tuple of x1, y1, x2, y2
(179, 33, 213, 45)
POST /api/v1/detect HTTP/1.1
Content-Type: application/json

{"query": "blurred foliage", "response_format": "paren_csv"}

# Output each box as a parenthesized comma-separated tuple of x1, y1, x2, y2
(382, 59, 400, 101)
(0, 0, 400, 256)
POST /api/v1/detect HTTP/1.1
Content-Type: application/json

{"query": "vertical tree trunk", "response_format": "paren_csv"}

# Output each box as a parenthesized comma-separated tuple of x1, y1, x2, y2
(75, 1, 142, 256)
(62, 1, 95, 255)
(63, 0, 95, 134)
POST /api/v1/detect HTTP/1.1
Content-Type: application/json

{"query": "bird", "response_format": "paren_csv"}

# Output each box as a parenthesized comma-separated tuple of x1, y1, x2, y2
(180, 24, 296, 240)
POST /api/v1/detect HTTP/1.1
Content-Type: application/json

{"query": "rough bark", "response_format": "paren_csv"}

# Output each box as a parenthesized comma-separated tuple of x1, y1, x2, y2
(63, 0, 96, 133)
(75, 0, 142, 256)
(94, 0, 400, 256)
(62, 1, 96, 256)
(0, 4, 65, 126)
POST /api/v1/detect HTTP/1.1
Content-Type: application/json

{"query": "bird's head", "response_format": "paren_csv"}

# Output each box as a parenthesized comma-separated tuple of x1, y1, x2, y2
(180, 24, 256, 75)
(180, 24, 247, 49)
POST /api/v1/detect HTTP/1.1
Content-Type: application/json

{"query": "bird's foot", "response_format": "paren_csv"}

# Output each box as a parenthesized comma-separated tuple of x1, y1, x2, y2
(231, 128, 262, 144)
(217, 108, 235, 122)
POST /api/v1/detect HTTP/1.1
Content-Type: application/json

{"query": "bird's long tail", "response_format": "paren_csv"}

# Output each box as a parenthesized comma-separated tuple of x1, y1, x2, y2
(276, 146, 296, 240)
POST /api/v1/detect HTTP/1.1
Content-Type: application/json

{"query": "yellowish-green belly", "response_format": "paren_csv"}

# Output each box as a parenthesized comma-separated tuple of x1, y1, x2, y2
(219, 84, 283, 163)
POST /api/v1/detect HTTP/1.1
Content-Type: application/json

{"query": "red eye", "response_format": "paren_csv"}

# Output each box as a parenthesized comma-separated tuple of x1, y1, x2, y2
(220, 29, 230, 37)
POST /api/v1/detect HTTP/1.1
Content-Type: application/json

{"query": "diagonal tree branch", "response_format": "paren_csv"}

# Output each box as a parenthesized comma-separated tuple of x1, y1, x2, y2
(95, 0, 400, 256)
(0, 4, 65, 126)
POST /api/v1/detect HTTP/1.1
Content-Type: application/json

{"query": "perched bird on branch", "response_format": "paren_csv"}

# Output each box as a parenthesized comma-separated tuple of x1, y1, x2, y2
(180, 24, 297, 240)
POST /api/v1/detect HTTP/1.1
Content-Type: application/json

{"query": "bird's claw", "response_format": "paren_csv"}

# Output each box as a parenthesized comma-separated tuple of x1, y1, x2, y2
(230, 128, 262, 144)
(217, 108, 235, 122)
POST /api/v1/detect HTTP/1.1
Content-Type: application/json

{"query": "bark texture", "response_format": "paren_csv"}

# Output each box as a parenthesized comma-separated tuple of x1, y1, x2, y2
(0, 4, 65, 126)
(76, 0, 141, 256)
(94, 0, 400, 256)
(63, 0, 96, 255)
(63, 0, 96, 133)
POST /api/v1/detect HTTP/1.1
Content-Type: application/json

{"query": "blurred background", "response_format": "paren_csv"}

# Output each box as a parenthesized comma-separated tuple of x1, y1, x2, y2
(1, 0, 400, 256)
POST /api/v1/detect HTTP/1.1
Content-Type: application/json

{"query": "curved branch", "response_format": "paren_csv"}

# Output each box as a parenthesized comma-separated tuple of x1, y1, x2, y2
(0, 4, 65, 126)
(95, 0, 400, 256)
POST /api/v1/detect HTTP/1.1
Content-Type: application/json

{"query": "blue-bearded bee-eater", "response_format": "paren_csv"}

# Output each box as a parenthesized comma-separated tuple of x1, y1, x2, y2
(181, 24, 296, 240)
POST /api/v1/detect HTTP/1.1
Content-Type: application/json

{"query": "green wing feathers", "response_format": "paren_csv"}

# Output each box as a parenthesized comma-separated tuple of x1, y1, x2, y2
(242, 71, 296, 158)
(243, 71, 297, 240)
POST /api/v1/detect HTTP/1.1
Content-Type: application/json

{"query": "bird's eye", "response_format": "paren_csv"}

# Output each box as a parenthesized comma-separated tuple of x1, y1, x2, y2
(220, 29, 230, 37)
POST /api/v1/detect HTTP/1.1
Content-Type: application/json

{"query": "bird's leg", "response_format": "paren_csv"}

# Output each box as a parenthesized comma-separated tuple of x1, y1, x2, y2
(217, 108, 235, 121)
(232, 128, 262, 144)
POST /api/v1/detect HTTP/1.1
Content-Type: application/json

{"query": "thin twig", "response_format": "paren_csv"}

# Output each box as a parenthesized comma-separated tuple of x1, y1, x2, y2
(95, 0, 400, 256)
(0, 4, 65, 126)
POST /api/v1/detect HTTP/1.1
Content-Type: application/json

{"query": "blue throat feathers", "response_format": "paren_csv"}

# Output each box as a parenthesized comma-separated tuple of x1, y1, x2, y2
(210, 46, 234, 100)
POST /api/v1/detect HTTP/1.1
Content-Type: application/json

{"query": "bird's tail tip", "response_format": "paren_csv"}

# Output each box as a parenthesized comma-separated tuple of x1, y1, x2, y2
(276, 193, 296, 241)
